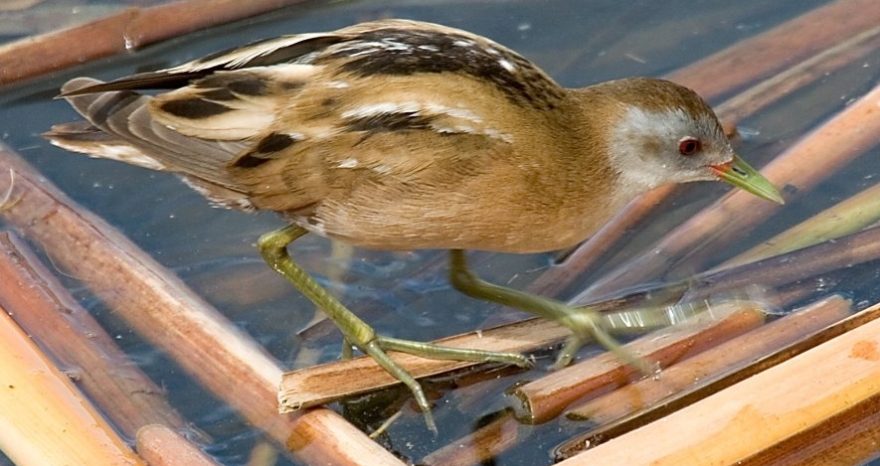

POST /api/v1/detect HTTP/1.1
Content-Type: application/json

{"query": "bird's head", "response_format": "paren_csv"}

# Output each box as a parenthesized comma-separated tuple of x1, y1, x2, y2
(599, 78, 783, 204)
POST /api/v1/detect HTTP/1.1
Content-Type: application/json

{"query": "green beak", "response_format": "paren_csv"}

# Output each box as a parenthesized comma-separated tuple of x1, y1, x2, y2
(710, 154, 784, 204)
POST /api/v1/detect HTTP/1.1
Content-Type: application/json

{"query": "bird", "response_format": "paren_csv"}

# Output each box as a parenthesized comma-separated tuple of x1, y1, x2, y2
(45, 19, 783, 431)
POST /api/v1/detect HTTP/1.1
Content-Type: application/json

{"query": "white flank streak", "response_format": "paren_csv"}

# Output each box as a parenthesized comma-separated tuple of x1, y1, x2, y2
(165, 33, 332, 72)
(418, 45, 440, 52)
(259, 63, 318, 81)
(342, 102, 421, 119)
(424, 104, 483, 123)
(453, 39, 475, 47)
(483, 128, 514, 143)
(380, 38, 411, 52)
(337, 158, 358, 168)
(327, 80, 350, 89)
(498, 59, 516, 72)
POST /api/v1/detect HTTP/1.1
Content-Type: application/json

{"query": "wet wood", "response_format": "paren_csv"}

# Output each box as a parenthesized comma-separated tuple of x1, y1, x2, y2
(0, 0, 310, 87)
(280, 318, 568, 412)
(0, 303, 144, 466)
(511, 303, 766, 424)
(741, 391, 880, 466)
(666, 0, 880, 100)
(0, 145, 404, 466)
(693, 224, 880, 298)
(721, 181, 880, 269)
(714, 25, 880, 126)
(565, 296, 851, 424)
(421, 411, 522, 466)
(0, 231, 190, 438)
(556, 299, 880, 466)
(581, 79, 880, 301)
(136, 424, 219, 466)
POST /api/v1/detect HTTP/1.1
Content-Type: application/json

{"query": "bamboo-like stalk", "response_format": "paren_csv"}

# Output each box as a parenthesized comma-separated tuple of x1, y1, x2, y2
(557, 299, 880, 466)
(280, 318, 568, 412)
(565, 295, 851, 424)
(0, 231, 190, 438)
(0, 303, 144, 466)
(581, 80, 880, 301)
(741, 393, 880, 465)
(0, 0, 310, 87)
(666, 0, 880, 100)
(0, 145, 404, 466)
(720, 182, 880, 270)
(136, 425, 219, 466)
(510, 303, 766, 424)
(714, 25, 880, 126)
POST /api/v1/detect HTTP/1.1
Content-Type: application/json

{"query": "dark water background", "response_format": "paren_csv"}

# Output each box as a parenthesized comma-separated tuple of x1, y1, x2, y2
(2, 0, 880, 464)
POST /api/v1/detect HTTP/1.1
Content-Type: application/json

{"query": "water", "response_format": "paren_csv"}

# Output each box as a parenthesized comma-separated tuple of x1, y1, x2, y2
(1, 0, 879, 464)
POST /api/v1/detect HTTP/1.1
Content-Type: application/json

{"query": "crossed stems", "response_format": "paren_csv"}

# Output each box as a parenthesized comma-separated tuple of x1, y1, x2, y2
(258, 224, 652, 432)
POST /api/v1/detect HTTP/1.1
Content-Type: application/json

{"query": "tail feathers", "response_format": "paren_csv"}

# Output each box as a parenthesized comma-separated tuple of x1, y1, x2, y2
(49, 78, 248, 197)
(45, 121, 168, 171)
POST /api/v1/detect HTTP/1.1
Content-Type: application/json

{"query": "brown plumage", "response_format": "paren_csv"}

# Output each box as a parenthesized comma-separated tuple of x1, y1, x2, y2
(46, 19, 767, 253)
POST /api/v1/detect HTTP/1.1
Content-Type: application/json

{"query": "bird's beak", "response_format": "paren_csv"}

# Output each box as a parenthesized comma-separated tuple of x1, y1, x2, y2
(710, 154, 784, 204)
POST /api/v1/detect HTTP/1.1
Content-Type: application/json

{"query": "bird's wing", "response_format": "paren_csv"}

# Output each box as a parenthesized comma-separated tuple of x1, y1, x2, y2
(47, 20, 568, 213)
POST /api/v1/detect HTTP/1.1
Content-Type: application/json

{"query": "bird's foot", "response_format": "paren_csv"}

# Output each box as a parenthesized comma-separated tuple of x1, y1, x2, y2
(358, 334, 532, 432)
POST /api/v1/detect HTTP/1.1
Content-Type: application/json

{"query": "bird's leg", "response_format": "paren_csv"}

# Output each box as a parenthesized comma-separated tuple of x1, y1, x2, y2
(449, 250, 655, 373)
(258, 225, 531, 431)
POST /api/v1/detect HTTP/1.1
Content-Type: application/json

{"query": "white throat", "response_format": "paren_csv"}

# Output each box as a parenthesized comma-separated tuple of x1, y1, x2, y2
(607, 105, 718, 194)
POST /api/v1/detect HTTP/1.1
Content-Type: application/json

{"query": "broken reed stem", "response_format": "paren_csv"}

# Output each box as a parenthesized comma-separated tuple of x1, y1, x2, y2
(511, 303, 767, 424)
(720, 181, 880, 270)
(530, 7, 880, 299)
(0, 231, 190, 439)
(136, 425, 219, 466)
(565, 295, 851, 424)
(0, 303, 144, 466)
(0, 0, 310, 87)
(558, 299, 880, 466)
(0, 145, 404, 466)
(581, 80, 880, 301)
(280, 318, 569, 411)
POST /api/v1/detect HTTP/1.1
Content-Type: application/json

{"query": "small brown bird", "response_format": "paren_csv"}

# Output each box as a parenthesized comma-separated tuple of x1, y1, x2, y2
(46, 19, 783, 430)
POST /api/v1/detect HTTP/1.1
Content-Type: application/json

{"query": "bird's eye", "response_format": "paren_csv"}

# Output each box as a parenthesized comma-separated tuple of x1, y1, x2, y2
(678, 137, 701, 156)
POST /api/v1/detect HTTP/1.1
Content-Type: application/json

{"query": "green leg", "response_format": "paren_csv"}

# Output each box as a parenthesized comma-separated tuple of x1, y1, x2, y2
(258, 225, 532, 431)
(449, 250, 655, 373)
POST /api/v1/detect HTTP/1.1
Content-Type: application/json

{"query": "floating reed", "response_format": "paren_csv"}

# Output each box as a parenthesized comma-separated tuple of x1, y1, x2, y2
(511, 303, 766, 424)
(136, 425, 219, 466)
(720, 182, 880, 269)
(0, 0, 310, 87)
(0, 231, 190, 438)
(0, 145, 404, 466)
(0, 302, 143, 466)
(557, 299, 880, 465)
(565, 296, 851, 426)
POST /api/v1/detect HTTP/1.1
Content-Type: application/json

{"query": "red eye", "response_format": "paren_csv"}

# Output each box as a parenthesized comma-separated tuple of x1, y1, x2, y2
(678, 137, 701, 156)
